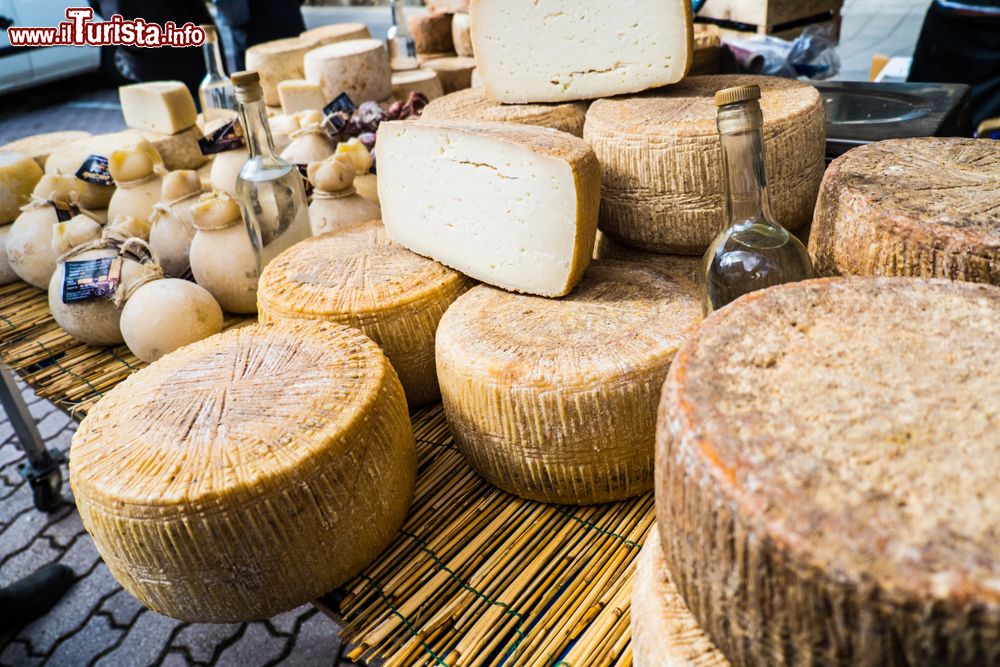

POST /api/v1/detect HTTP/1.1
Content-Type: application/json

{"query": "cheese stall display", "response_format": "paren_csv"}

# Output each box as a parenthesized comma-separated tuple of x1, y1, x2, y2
(657, 278, 1000, 665)
(809, 138, 1000, 286)
(437, 260, 700, 504)
(420, 88, 588, 137)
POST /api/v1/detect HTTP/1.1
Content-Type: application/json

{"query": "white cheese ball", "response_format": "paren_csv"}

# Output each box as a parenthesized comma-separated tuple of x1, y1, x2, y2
(120, 279, 223, 362)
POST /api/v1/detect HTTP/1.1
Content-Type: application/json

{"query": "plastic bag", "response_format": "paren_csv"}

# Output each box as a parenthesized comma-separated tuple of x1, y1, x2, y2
(724, 25, 841, 80)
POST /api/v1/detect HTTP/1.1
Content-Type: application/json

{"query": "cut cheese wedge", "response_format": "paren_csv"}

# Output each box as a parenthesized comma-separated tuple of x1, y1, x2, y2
(257, 221, 474, 406)
(119, 81, 197, 135)
(471, 0, 693, 103)
(657, 277, 1000, 666)
(421, 88, 588, 137)
(376, 120, 601, 297)
(277, 79, 327, 115)
(70, 319, 416, 623)
(437, 260, 701, 504)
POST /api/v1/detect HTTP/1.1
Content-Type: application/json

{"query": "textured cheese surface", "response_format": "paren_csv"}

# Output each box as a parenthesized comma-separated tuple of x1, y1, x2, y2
(391, 69, 444, 101)
(594, 233, 701, 282)
(70, 319, 416, 623)
(421, 88, 588, 137)
(1, 131, 91, 168)
(420, 56, 476, 94)
(408, 12, 453, 54)
(0, 152, 43, 225)
(451, 13, 473, 57)
(278, 79, 327, 115)
(632, 528, 729, 667)
(304, 39, 392, 106)
(657, 277, 1000, 666)
(586, 75, 825, 254)
(471, 0, 692, 103)
(45, 132, 163, 177)
(809, 138, 1000, 286)
(119, 81, 197, 135)
(376, 120, 601, 297)
(299, 22, 370, 48)
(257, 221, 473, 406)
(129, 126, 206, 171)
(437, 260, 700, 504)
(246, 38, 313, 106)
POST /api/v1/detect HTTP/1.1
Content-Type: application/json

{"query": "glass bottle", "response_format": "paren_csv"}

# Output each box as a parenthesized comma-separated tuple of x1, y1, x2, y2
(386, 0, 418, 71)
(232, 70, 312, 271)
(700, 85, 813, 316)
(198, 25, 237, 123)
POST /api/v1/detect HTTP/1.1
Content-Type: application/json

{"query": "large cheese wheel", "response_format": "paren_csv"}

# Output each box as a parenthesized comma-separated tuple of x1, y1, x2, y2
(0, 152, 43, 224)
(656, 277, 1000, 667)
(299, 22, 370, 49)
(1, 131, 91, 168)
(70, 319, 416, 623)
(585, 75, 825, 255)
(420, 56, 476, 94)
(421, 88, 587, 137)
(437, 260, 700, 504)
(809, 138, 1000, 286)
(304, 39, 391, 105)
(245, 37, 312, 106)
(594, 233, 700, 282)
(257, 221, 473, 407)
(632, 528, 728, 667)
(408, 12, 454, 54)
(391, 69, 444, 101)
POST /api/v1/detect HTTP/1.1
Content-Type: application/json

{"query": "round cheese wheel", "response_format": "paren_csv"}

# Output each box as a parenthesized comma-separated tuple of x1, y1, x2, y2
(408, 12, 454, 54)
(437, 260, 701, 504)
(257, 221, 473, 406)
(809, 137, 1000, 286)
(657, 277, 1000, 666)
(421, 88, 587, 137)
(303, 39, 392, 106)
(245, 37, 312, 107)
(594, 233, 701, 283)
(391, 69, 444, 101)
(585, 75, 825, 255)
(632, 528, 729, 667)
(299, 22, 370, 49)
(421, 56, 476, 94)
(0, 152, 43, 225)
(70, 319, 416, 623)
(1, 131, 91, 168)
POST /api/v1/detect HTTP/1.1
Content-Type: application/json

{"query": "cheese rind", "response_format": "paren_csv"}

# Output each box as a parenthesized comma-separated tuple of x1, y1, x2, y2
(376, 120, 601, 297)
(420, 56, 476, 94)
(258, 221, 473, 406)
(70, 319, 416, 622)
(437, 260, 700, 503)
(421, 88, 588, 137)
(451, 13, 473, 57)
(0, 152, 44, 224)
(585, 75, 825, 254)
(119, 81, 198, 135)
(809, 137, 1000, 286)
(408, 12, 454, 54)
(245, 37, 313, 106)
(304, 39, 392, 105)
(1, 131, 91, 168)
(132, 126, 207, 171)
(391, 69, 444, 101)
(299, 22, 370, 48)
(277, 79, 327, 115)
(471, 0, 693, 103)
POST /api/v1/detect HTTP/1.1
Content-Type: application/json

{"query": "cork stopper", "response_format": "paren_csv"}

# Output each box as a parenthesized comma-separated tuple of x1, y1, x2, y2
(715, 84, 761, 107)
(232, 71, 263, 103)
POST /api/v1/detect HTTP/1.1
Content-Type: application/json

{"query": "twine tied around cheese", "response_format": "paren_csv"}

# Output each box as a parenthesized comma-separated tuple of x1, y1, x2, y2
(149, 189, 202, 227)
(311, 187, 357, 200)
(57, 235, 163, 307)
(20, 195, 103, 225)
(114, 163, 168, 189)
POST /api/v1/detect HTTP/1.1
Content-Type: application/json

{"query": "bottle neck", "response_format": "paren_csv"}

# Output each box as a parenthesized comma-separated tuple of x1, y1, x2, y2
(391, 0, 407, 29)
(202, 40, 227, 81)
(237, 95, 276, 159)
(718, 103, 772, 227)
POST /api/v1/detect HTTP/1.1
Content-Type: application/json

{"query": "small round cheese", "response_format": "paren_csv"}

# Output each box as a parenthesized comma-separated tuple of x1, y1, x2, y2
(303, 39, 392, 105)
(421, 88, 587, 137)
(420, 56, 476, 94)
(391, 69, 444, 102)
(70, 319, 417, 622)
(585, 75, 825, 254)
(120, 279, 223, 363)
(258, 221, 472, 406)
(809, 137, 1000, 286)
(436, 260, 701, 504)
(0, 152, 44, 225)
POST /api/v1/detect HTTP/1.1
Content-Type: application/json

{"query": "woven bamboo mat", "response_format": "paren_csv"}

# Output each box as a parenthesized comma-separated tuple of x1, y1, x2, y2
(0, 280, 652, 666)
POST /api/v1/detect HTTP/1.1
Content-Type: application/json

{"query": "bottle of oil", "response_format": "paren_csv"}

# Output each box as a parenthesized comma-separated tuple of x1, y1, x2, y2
(231, 71, 311, 271)
(386, 0, 418, 71)
(198, 25, 236, 123)
(701, 84, 813, 315)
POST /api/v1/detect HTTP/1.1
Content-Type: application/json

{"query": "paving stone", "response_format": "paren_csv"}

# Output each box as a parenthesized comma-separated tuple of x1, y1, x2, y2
(284, 609, 341, 667)
(171, 621, 244, 664)
(93, 610, 183, 667)
(0, 437, 24, 467)
(0, 532, 63, 584)
(26, 398, 55, 421)
(40, 507, 84, 549)
(36, 410, 72, 441)
(47, 614, 122, 667)
(100, 590, 146, 629)
(56, 531, 101, 574)
(0, 508, 49, 563)
(0, 639, 42, 667)
(215, 622, 289, 667)
(269, 606, 310, 635)
(158, 652, 189, 667)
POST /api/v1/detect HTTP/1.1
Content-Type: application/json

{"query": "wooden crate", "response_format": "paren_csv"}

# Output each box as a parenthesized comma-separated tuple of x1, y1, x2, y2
(697, 0, 841, 28)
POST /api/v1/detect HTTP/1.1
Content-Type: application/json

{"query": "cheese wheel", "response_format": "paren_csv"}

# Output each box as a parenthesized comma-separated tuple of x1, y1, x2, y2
(45, 132, 163, 177)
(304, 39, 391, 105)
(809, 138, 1000, 286)
(130, 126, 207, 171)
(632, 528, 729, 667)
(245, 37, 312, 107)
(391, 69, 444, 102)
(437, 260, 700, 504)
(594, 233, 700, 282)
(1, 131, 91, 169)
(408, 12, 454, 54)
(258, 221, 473, 406)
(0, 152, 44, 224)
(70, 319, 417, 623)
(421, 88, 587, 137)
(451, 13, 473, 57)
(299, 22, 370, 48)
(657, 277, 1000, 667)
(585, 75, 825, 254)
(420, 56, 476, 94)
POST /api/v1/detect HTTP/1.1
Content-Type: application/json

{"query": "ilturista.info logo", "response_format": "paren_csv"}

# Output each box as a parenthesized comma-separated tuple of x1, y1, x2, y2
(7, 8, 206, 48)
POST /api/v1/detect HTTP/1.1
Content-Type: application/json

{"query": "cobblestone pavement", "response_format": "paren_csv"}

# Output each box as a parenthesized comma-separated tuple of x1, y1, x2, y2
(0, 382, 347, 667)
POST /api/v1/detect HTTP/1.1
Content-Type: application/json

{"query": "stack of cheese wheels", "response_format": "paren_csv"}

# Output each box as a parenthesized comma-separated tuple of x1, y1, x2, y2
(809, 137, 1000, 286)
(245, 37, 313, 106)
(585, 75, 825, 254)
(391, 69, 444, 101)
(656, 277, 1000, 665)
(257, 221, 473, 407)
(421, 89, 588, 137)
(299, 22, 370, 48)
(437, 260, 701, 504)
(70, 319, 417, 622)
(304, 39, 392, 105)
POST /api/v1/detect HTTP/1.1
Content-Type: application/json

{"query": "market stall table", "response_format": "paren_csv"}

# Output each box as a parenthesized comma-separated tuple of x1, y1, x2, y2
(0, 280, 651, 666)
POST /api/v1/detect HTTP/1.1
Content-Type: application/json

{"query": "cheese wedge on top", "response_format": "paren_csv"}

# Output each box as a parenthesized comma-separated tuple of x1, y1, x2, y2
(376, 120, 601, 297)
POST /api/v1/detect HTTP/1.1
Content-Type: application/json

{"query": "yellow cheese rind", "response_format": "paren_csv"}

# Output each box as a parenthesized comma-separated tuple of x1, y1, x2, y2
(258, 221, 473, 406)
(1, 131, 91, 168)
(421, 88, 588, 137)
(119, 81, 198, 135)
(0, 152, 44, 224)
(436, 260, 700, 504)
(70, 319, 417, 622)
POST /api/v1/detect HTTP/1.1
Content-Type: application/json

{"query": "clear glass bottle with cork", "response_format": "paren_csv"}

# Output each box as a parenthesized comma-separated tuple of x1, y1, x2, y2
(198, 25, 236, 123)
(701, 84, 813, 315)
(231, 70, 312, 270)
(386, 0, 418, 71)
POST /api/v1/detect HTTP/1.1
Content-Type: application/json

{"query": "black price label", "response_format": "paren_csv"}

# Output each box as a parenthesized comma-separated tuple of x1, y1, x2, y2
(62, 257, 122, 304)
(75, 155, 113, 186)
(51, 201, 79, 222)
(323, 92, 356, 119)
(198, 117, 246, 155)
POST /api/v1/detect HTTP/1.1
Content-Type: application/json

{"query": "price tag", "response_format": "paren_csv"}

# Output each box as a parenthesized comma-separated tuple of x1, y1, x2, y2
(51, 201, 80, 222)
(62, 256, 122, 303)
(75, 155, 113, 186)
(198, 117, 246, 155)
(323, 92, 356, 118)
